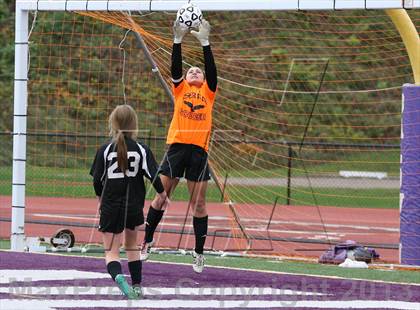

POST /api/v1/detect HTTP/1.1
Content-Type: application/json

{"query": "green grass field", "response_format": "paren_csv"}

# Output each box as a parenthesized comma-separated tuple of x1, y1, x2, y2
(0, 165, 399, 208)
(0, 239, 417, 284)
(221, 148, 400, 178)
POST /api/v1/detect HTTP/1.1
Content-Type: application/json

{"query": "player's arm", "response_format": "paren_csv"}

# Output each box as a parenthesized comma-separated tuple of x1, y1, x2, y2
(138, 143, 165, 194)
(172, 21, 188, 87)
(140, 144, 169, 208)
(90, 145, 106, 198)
(191, 19, 217, 92)
(203, 45, 217, 92)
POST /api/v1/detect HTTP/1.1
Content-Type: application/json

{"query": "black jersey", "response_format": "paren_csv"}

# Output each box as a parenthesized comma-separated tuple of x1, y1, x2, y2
(90, 137, 164, 213)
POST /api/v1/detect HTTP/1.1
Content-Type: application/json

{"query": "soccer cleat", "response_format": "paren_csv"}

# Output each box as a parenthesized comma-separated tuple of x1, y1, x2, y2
(140, 240, 154, 261)
(192, 251, 205, 273)
(115, 274, 139, 299)
(132, 284, 144, 298)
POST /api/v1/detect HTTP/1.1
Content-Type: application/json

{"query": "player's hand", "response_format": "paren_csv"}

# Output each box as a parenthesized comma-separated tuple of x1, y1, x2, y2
(190, 19, 210, 46)
(173, 20, 188, 44)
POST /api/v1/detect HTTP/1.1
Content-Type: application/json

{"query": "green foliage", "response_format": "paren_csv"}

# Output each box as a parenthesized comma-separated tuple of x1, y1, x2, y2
(0, 2, 14, 133)
(0, 8, 415, 208)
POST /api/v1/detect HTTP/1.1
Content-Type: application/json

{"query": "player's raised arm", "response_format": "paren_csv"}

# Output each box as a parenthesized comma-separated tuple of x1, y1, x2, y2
(171, 21, 188, 87)
(191, 19, 217, 92)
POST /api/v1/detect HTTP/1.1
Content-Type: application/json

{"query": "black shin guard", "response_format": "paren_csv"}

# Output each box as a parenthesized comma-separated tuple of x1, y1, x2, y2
(145, 207, 164, 243)
(106, 261, 122, 281)
(193, 215, 208, 254)
(128, 260, 142, 285)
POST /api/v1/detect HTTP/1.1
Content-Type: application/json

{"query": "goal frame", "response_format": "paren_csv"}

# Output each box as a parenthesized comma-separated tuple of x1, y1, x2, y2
(12, 0, 420, 261)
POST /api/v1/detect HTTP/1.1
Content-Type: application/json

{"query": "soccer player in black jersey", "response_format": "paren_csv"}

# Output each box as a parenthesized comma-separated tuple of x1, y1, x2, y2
(140, 20, 217, 274)
(90, 104, 169, 299)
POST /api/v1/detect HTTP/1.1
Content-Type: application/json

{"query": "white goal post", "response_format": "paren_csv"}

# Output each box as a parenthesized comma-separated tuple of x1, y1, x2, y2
(12, 0, 420, 251)
(15, 0, 420, 11)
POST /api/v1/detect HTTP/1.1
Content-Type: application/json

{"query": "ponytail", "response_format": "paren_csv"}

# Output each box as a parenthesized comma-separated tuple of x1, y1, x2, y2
(109, 104, 138, 175)
(116, 130, 128, 174)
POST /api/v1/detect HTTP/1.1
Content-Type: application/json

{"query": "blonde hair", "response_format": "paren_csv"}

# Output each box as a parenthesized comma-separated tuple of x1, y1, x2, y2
(108, 104, 138, 174)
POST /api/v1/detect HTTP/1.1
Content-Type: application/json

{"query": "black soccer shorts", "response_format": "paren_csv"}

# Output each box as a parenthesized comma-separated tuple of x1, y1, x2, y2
(98, 206, 144, 234)
(159, 143, 211, 182)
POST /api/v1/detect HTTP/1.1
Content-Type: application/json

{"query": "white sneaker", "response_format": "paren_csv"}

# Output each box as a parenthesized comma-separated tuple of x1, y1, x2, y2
(140, 240, 154, 261)
(192, 251, 205, 273)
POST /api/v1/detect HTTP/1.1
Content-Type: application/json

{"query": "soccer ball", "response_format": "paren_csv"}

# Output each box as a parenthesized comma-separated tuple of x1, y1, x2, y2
(176, 3, 202, 29)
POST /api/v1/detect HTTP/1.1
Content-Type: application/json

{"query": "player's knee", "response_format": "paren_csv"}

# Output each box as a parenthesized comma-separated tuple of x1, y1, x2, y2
(105, 252, 120, 263)
(153, 203, 163, 211)
(124, 240, 136, 250)
(123, 236, 137, 249)
(194, 200, 206, 214)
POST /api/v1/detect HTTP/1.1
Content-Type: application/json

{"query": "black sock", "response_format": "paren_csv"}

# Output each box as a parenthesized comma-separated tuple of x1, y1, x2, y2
(145, 206, 164, 243)
(193, 215, 208, 255)
(128, 260, 142, 286)
(106, 261, 122, 281)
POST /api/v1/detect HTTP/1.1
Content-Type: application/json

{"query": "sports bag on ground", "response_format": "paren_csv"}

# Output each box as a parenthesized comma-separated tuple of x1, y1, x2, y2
(319, 240, 380, 264)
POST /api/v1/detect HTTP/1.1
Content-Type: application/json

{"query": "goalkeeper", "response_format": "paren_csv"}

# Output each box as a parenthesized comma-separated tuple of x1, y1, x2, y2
(140, 19, 217, 274)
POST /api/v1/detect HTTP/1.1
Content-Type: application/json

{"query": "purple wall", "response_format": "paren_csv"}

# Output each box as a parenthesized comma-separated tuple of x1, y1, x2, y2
(400, 84, 420, 265)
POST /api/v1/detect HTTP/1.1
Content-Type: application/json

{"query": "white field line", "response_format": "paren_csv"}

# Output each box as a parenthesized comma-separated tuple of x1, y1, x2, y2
(0, 269, 108, 283)
(30, 213, 398, 233)
(0, 286, 327, 296)
(1, 299, 419, 309)
(28, 214, 344, 237)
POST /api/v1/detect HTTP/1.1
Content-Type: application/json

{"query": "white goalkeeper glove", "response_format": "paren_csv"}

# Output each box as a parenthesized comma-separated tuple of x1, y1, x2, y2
(190, 19, 210, 46)
(173, 20, 189, 44)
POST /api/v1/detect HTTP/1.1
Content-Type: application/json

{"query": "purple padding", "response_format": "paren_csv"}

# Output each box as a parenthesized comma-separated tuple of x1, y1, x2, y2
(401, 84, 420, 266)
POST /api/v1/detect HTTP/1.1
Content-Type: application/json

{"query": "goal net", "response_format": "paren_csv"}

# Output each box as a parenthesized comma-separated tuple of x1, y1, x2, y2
(6, 4, 420, 260)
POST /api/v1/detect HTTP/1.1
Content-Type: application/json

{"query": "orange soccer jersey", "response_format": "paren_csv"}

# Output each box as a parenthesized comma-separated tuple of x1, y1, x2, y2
(166, 80, 217, 152)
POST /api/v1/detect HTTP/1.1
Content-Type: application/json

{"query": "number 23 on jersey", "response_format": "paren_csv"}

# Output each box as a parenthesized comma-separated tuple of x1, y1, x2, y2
(107, 151, 140, 179)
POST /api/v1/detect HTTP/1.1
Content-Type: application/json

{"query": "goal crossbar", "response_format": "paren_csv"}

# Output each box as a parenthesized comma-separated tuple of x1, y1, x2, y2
(16, 0, 420, 12)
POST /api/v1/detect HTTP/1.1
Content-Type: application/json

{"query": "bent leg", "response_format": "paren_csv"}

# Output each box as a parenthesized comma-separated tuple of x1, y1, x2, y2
(144, 175, 179, 243)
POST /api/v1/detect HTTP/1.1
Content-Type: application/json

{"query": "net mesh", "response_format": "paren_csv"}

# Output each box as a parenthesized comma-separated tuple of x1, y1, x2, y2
(4, 9, 419, 260)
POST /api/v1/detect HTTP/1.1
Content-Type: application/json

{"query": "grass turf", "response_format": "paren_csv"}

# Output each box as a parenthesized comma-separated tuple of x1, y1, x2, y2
(0, 165, 398, 208)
